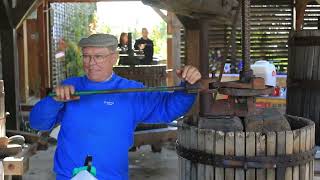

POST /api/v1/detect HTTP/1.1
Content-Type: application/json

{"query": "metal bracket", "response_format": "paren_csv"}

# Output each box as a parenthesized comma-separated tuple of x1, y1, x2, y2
(176, 142, 316, 169)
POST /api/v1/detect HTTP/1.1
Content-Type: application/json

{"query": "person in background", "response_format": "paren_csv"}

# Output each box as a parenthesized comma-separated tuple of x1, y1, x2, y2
(134, 28, 154, 65)
(118, 32, 128, 52)
(118, 32, 129, 65)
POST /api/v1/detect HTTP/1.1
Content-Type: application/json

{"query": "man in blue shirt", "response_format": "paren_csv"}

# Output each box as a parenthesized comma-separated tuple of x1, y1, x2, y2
(30, 34, 201, 180)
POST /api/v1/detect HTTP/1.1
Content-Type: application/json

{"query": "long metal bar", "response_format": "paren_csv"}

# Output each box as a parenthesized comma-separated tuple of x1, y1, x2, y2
(48, 85, 203, 97)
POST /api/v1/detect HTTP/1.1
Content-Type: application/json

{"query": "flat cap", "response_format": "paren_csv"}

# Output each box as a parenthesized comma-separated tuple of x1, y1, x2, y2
(78, 34, 118, 49)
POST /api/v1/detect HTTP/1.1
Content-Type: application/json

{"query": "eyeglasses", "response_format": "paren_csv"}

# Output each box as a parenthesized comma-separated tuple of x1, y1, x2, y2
(81, 53, 114, 63)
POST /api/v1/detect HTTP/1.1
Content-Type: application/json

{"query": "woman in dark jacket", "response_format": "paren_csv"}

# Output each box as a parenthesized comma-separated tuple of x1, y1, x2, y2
(118, 32, 128, 51)
(118, 32, 128, 65)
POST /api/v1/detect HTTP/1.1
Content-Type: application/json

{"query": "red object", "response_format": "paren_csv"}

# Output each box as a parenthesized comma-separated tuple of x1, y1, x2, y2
(273, 86, 280, 96)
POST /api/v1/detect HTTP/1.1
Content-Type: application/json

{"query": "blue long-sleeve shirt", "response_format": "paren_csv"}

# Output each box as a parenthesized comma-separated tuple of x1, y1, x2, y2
(30, 74, 196, 180)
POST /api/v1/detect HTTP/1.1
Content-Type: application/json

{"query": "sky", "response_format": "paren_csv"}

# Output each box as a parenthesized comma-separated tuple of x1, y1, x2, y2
(96, 1, 165, 37)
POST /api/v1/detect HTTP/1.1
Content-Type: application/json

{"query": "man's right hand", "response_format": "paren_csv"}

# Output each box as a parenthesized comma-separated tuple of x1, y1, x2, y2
(53, 85, 79, 102)
(139, 43, 146, 50)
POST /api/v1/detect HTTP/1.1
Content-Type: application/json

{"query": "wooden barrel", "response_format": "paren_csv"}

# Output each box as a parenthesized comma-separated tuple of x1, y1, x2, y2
(287, 30, 320, 145)
(113, 65, 167, 87)
(114, 65, 168, 130)
(0, 80, 5, 137)
(177, 115, 315, 180)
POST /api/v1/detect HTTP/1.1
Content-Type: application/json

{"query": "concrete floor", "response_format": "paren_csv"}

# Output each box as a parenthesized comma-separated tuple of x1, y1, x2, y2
(23, 143, 178, 180)
(22, 143, 320, 180)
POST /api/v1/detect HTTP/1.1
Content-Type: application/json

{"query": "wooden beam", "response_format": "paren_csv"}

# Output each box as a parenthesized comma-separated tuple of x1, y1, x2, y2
(17, 23, 27, 103)
(167, 12, 173, 86)
(295, 0, 309, 31)
(185, 29, 200, 68)
(37, 1, 50, 98)
(183, 18, 201, 116)
(177, 15, 200, 30)
(167, 12, 181, 86)
(152, 7, 167, 23)
(12, 0, 41, 28)
(23, 21, 29, 102)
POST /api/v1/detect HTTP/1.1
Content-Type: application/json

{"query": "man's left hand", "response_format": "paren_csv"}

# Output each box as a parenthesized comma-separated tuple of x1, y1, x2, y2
(176, 65, 202, 85)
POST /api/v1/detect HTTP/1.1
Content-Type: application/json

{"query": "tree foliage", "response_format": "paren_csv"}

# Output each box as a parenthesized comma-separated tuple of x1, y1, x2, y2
(149, 21, 167, 59)
(63, 3, 96, 77)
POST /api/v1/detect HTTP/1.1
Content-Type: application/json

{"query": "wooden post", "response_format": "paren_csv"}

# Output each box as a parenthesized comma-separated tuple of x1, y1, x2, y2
(177, 16, 201, 117)
(37, 1, 50, 98)
(167, 12, 181, 86)
(0, 29, 19, 130)
(17, 22, 27, 103)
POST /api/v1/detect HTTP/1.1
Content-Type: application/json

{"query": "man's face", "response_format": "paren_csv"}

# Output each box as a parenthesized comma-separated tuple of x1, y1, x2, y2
(82, 47, 118, 82)
(142, 29, 148, 39)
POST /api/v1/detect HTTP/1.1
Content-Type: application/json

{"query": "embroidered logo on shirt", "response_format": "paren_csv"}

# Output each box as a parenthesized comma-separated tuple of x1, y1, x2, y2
(104, 101, 114, 105)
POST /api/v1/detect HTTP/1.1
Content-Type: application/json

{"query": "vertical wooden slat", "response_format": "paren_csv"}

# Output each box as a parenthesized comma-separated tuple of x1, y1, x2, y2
(197, 128, 205, 180)
(185, 125, 191, 180)
(311, 125, 315, 180)
(215, 131, 225, 180)
(277, 131, 286, 180)
(205, 130, 215, 180)
(0, 81, 4, 137)
(235, 132, 245, 180)
(267, 132, 276, 180)
(305, 127, 311, 180)
(178, 121, 184, 180)
(256, 132, 266, 180)
(181, 122, 186, 180)
(178, 122, 182, 180)
(246, 132, 255, 180)
(285, 131, 293, 180)
(225, 132, 235, 180)
(299, 128, 306, 180)
(190, 126, 198, 180)
(293, 129, 300, 180)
